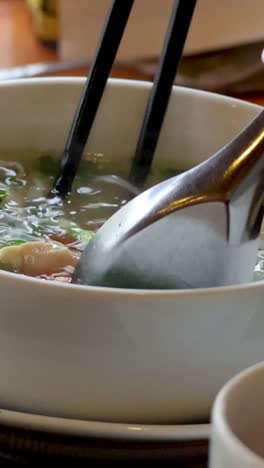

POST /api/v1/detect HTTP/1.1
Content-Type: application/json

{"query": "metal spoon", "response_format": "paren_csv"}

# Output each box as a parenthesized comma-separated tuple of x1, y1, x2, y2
(73, 108, 264, 290)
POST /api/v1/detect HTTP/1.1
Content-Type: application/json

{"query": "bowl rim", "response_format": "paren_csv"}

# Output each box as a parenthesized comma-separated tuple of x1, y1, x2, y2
(0, 76, 263, 298)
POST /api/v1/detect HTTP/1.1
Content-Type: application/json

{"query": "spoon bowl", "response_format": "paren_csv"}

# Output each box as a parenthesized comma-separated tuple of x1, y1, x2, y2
(74, 109, 264, 289)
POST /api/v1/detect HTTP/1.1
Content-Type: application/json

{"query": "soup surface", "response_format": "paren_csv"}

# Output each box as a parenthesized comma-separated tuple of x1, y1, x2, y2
(0, 152, 263, 284)
(0, 152, 179, 282)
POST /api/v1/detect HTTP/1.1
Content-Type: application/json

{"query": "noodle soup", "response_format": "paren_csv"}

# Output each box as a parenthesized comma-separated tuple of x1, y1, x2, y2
(0, 151, 263, 284)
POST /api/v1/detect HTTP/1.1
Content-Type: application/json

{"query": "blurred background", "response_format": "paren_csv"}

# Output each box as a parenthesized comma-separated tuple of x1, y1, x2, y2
(1, 0, 264, 104)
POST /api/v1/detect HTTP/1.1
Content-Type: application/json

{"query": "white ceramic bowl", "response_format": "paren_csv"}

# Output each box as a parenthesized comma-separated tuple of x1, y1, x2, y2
(209, 361, 264, 468)
(0, 77, 263, 424)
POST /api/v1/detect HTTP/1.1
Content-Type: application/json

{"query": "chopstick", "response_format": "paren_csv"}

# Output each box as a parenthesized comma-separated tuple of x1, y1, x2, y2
(52, 0, 134, 197)
(129, 0, 197, 187)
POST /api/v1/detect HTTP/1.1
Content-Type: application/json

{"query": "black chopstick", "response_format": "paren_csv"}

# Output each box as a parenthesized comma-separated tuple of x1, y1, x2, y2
(52, 0, 134, 197)
(129, 0, 197, 187)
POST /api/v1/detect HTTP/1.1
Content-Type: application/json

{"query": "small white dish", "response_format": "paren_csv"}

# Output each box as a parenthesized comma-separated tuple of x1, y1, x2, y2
(209, 361, 264, 467)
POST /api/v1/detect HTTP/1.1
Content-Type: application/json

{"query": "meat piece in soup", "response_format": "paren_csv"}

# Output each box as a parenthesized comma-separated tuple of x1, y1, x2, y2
(0, 240, 78, 276)
(0, 152, 262, 284)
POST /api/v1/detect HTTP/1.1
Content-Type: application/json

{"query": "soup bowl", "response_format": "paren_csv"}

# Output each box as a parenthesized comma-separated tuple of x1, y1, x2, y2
(0, 77, 263, 424)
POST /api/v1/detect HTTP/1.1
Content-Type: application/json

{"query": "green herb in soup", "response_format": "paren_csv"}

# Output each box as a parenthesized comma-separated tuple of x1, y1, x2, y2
(0, 151, 263, 284)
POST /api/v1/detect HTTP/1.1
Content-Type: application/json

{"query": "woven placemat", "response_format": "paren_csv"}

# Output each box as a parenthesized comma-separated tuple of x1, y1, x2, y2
(0, 422, 208, 465)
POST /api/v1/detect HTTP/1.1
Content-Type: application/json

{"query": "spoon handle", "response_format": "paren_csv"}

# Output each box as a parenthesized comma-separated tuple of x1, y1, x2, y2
(52, 0, 134, 197)
(200, 108, 264, 198)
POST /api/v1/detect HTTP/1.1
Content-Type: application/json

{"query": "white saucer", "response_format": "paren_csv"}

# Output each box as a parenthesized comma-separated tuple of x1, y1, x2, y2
(0, 407, 210, 441)
(0, 408, 210, 462)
